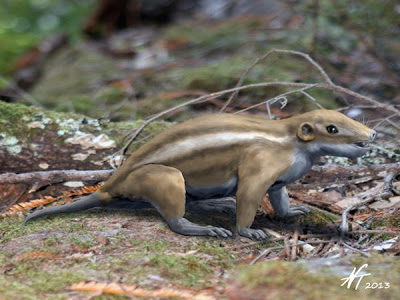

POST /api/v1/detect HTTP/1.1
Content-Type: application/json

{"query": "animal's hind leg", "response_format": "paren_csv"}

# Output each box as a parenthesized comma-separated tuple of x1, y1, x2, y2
(186, 198, 236, 217)
(101, 199, 153, 210)
(120, 164, 232, 238)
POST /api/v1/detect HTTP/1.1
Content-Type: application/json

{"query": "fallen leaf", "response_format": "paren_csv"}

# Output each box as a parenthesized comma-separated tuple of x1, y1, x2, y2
(63, 181, 84, 188)
(70, 281, 215, 299)
(369, 196, 400, 210)
(373, 237, 399, 251)
(334, 197, 360, 209)
(17, 251, 61, 261)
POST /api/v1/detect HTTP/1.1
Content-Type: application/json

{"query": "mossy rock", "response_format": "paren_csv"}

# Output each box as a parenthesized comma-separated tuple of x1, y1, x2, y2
(0, 101, 169, 173)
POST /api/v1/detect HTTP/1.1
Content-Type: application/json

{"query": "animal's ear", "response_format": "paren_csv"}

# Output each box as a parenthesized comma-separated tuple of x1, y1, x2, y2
(297, 122, 315, 141)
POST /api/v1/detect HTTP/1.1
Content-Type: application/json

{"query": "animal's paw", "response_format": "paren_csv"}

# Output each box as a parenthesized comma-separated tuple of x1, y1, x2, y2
(167, 217, 232, 238)
(205, 225, 233, 238)
(286, 205, 311, 217)
(238, 228, 268, 240)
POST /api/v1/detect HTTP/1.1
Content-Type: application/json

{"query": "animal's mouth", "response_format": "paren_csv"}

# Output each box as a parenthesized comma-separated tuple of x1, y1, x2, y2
(354, 141, 369, 148)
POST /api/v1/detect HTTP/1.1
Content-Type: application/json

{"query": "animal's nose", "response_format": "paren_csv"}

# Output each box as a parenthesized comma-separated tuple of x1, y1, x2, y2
(369, 129, 377, 141)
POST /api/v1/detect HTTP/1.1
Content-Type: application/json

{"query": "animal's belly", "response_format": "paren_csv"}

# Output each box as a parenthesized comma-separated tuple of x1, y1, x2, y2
(185, 176, 238, 200)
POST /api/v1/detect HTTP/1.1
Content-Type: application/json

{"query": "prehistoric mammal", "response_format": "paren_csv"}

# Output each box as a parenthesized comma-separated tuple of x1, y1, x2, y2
(25, 109, 376, 240)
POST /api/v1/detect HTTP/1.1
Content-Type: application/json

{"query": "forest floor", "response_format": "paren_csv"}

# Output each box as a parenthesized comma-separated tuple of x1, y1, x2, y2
(0, 1, 399, 299)
(0, 205, 399, 300)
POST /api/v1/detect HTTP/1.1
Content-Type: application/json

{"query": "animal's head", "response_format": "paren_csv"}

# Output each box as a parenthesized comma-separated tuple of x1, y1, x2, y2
(295, 109, 376, 158)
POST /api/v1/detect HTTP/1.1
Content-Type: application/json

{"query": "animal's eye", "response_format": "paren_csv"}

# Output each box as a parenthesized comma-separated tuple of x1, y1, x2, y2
(326, 125, 338, 134)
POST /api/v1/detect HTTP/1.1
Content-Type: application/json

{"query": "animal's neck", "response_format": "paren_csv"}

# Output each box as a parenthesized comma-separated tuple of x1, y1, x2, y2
(304, 143, 323, 161)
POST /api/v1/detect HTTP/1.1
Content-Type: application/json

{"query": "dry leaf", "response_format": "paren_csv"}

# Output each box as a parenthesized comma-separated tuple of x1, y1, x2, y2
(70, 281, 215, 300)
(17, 251, 61, 261)
(7, 196, 57, 212)
(334, 197, 360, 209)
(261, 195, 276, 218)
(369, 196, 400, 210)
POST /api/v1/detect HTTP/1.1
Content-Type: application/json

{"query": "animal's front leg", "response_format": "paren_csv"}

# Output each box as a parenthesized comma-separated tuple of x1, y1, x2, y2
(268, 187, 310, 218)
(236, 182, 269, 240)
(236, 147, 289, 240)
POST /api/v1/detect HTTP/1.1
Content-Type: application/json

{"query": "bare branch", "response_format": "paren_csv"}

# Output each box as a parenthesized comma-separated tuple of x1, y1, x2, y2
(301, 90, 325, 109)
(220, 49, 334, 112)
(233, 84, 317, 114)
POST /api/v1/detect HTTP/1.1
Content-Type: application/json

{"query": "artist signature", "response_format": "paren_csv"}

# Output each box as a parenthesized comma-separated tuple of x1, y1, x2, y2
(340, 264, 390, 290)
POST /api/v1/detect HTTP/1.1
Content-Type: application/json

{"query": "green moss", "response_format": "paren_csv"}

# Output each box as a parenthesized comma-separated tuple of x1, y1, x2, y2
(0, 101, 169, 160)
(0, 215, 84, 244)
(301, 210, 340, 227)
(0, 100, 84, 138)
(151, 255, 211, 286)
(69, 234, 96, 249)
(371, 216, 400, 229)
(31, 46, 120, 111)
(101, 119, 170, 151)
(0, 0, 94, 74)
(0, 255, 87, 299)
(100, 87, 127, 105)
(164, 19, 259, 56)
(237, 260, 399, 299)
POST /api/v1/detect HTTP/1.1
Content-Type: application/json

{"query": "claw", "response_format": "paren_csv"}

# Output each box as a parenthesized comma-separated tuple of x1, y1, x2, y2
(167, 217, 232, 238)
(238, 228, 269, 240)
(290, 205, 311, 213)
(283, 205, 312, 217)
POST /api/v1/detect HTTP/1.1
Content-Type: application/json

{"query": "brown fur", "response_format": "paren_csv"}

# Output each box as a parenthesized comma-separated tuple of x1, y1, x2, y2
(92, 110, 374, 236)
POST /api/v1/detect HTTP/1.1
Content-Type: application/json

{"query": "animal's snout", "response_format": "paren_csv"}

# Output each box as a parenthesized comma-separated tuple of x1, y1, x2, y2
(369, 129, 377, 141)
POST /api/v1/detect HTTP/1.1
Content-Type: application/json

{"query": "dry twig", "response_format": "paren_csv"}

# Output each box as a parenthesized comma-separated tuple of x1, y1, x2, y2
(291, 223, 300, 261)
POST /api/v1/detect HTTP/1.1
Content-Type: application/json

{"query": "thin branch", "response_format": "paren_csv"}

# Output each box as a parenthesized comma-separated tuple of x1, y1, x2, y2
(233, 84, 317, 114)
(340, 193, 379, 239)
(301, 90, 325, 108)
(220, 49, 334, 112)
(341, 241, 370, 257)
(249, 240, 334, 263)
(291, 224, 300, 261)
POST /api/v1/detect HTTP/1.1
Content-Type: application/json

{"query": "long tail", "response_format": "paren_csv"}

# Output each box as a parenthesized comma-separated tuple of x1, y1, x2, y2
(24, 192, 102, 225)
